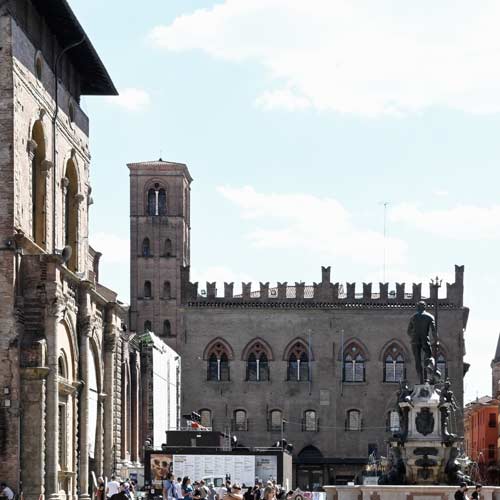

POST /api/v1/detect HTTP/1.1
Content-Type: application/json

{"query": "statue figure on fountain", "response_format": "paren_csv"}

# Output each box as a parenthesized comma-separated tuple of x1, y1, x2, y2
(407, 301, 440, 384)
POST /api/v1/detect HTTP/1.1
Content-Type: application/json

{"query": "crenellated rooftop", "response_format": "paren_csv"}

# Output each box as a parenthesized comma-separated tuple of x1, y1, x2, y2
(183, 265, 465, 309)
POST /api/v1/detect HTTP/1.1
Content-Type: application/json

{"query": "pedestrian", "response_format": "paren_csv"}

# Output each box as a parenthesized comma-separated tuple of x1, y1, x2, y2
(192, 482, 202, 500)
(471, 484, 482, 500)
(223, 484, 243, 500)
(175, 478, 183, 500)
(182, 477, 193, 500)
(163, 473, 175, 500)
(0, 483, 14, 500)
(199, 480, 209, 500)
(207, 483, 217, 500)
(454, 482, 468, 500)
(243, 486, 253, 500)
(107, 475, 121, 499)
(96, 477, 106, 500)
(217, 482, 227, 500)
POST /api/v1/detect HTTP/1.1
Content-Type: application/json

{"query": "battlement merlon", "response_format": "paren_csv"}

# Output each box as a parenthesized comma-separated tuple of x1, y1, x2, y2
(183, 265, 465, 307)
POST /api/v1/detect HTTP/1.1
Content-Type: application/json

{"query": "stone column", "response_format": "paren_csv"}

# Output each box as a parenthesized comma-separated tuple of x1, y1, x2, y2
(78, 316, 91, 500)
(103, 314, 117, 477)
(96, 393, 105, 475)
(130, 351, 140, 464)
(45, 297, 64, 500)
(20, 366, 49, 500)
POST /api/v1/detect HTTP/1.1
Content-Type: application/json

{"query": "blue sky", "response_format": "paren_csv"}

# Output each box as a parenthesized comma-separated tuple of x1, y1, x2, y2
(70, 0, 500, 402)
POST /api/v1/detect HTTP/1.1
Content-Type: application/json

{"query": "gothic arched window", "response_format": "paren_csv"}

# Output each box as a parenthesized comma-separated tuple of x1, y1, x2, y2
(206, 342, 231, 381)
(163, 281, 171, 299)
(163, 320, 171, 337)
(144, 280, 152, 299)
(144, 320, 152, 332)
(246, 343, 270, 382)
(158, 188, 167, 215)
(346, 409, 362, 431)
(287, 342, 310, 381)
(147, 188, 156, 215)
(142, 237, 151, 257)
(343, 343, 365, 382)
(383, 345, 405, 382)
(387, 410, 400, 432)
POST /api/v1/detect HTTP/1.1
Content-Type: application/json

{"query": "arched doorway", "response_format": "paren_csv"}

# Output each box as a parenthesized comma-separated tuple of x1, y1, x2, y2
(296, 446, 329, 490)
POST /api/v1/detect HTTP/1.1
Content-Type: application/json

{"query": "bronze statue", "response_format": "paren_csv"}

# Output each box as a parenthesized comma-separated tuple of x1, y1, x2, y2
(407, 301, 439, 384)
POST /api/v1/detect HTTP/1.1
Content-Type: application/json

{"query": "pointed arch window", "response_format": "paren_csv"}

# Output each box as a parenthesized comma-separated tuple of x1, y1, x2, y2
(246, 343, 270, 382)
(343, 344, 365, 382)
(206, 342, 231, 381)
(163, 281, 171, 299)
(287, 342, 310, 381)
(144, 281, 152, 299)
(158, 188, 167, 215)
(142, 237, 151, 257)
(144, 320, 152, 332)
(384, 345, 405, 382)
(163, 320, 171, 337)
(346, 409, 362, 431)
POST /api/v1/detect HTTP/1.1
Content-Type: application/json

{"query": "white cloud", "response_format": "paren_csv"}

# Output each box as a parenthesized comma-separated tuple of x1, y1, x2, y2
(217, 185, 408, 266)
(106, 88, 151, 112)
(90, 232, 129, 265)
(390, 203, 500, 240)
(148, 0, 500, 116)
(255, 88, 311, 111)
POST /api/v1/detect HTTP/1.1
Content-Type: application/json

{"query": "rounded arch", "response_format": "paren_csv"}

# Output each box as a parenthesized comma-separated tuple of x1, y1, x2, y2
(241, 337, 274, 361)
(297, 445, 323, 459)
(283, 337, 314, 361)
(338, 338, 370, 361)
(203, 337, 234, 360)
(89, 336, 103, 393)
(379, 339, 410, 361)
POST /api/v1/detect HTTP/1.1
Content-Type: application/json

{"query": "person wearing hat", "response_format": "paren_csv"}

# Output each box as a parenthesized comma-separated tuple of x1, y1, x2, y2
(454, 482, 468, 500)
(223, 483, 243, 500)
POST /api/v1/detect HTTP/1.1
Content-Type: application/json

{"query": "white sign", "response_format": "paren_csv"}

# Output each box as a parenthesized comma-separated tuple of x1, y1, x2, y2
(173, 455, 256, 485)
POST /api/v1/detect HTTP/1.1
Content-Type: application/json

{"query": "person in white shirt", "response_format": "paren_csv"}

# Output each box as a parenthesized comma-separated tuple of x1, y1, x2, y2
(107, 475, 120, 498)
(174, 477, 183, 500)
(1, 483, 14, 500)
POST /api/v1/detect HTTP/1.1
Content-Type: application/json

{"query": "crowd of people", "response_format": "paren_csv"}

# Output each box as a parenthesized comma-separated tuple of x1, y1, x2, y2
(95, 474, 138, 500)
(162, 475, 293, 500)
(454, 482, 482, 499)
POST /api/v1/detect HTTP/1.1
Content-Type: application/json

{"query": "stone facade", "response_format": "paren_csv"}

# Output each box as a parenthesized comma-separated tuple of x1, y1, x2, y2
(0, 2, 133, 499)
(130, 161, 469, 487)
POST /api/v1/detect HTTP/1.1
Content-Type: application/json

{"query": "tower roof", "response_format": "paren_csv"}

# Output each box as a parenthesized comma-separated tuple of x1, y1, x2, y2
(127, 159, 193, 182)
(494, 333, 500, 363)
(28, 0, 117, 95)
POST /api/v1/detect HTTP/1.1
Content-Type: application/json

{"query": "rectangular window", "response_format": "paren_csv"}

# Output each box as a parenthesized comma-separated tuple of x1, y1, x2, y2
(489, 413, 496, 428)
(489, 444, 495, 459)
(58, 403, 67, 468)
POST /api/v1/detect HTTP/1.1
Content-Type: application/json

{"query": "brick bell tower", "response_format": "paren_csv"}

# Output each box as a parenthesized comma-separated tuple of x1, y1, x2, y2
(128, 160, 192, 349)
